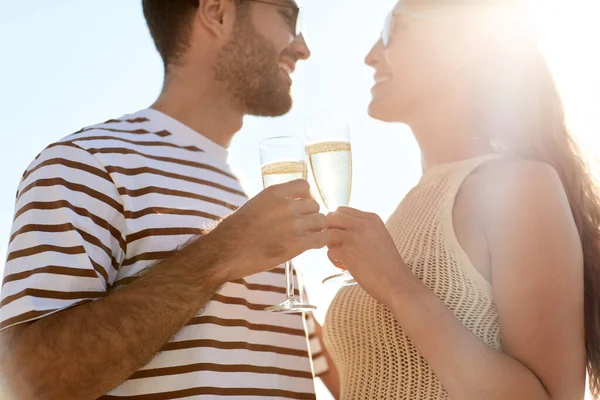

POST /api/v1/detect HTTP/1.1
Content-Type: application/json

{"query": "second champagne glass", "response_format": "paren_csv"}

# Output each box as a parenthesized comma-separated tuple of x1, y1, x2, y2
(260, 136, 317, 313)
(305, 112, 357, 286)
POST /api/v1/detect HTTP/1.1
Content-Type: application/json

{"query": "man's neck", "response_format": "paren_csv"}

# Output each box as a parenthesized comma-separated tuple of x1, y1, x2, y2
(151, 72, 244, 149)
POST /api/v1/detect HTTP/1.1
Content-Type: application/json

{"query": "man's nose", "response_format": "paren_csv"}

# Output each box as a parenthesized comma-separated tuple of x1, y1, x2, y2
(290, 34, 311, 60)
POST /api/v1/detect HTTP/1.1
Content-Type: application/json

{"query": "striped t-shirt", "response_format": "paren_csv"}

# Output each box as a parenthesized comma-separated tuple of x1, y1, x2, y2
(0, 108, 327, 399)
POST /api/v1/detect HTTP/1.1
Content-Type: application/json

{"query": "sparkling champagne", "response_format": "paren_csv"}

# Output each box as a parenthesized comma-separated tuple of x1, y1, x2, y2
(306, 141, 352, 210)
(261, 161, 308, 189)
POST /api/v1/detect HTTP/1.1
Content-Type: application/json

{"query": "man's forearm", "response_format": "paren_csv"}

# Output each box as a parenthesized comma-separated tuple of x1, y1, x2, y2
(1, 232, 230, 400)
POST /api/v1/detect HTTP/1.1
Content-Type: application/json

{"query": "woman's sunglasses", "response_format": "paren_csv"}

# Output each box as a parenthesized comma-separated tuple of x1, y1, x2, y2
(381, 7, 446, 48)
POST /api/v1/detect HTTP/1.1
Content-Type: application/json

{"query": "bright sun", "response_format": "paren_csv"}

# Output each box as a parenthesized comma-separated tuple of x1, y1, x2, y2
(529, 0, 600, 178)
(528, 2, 599, 398)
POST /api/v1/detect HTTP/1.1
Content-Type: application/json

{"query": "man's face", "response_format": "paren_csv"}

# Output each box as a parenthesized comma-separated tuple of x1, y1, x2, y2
(214, 0, 310, 117)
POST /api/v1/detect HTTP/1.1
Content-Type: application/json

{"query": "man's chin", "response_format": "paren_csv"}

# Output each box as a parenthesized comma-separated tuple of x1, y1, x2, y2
(246, 93, 293, 117)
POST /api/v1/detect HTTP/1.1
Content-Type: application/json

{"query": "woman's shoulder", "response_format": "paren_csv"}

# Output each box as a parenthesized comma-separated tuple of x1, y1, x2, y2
(460, 158, 569, 228)
(473, 158, 560, 184)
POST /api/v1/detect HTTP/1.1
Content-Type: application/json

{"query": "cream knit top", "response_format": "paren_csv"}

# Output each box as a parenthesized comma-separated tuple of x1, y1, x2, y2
(323, 155, 503, 400)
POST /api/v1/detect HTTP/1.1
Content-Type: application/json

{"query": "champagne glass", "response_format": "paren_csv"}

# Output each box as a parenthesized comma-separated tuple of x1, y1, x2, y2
(304, 112, 357, 286)
(260, 136, 317, 313)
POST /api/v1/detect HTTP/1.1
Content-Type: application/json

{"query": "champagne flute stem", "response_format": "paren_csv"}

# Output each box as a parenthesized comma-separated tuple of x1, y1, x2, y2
(285, 261, 295, 299)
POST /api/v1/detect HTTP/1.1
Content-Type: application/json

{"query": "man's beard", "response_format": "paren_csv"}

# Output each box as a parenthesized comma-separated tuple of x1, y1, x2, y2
(214, 16, 294, 117)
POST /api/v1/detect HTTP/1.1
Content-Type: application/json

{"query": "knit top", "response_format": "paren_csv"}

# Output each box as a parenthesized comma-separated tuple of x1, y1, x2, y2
(323, 155, 503, 399)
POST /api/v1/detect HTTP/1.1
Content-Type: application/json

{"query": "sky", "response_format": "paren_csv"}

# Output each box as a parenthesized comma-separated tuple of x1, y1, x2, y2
(0, 1, 598, 399)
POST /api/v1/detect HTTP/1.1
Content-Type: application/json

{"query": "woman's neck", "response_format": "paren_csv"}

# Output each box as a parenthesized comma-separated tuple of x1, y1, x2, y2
(407, 91, 496, 172)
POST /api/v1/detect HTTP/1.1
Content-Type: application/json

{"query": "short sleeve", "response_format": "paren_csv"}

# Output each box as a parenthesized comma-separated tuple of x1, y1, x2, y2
(0, 141, 126, 331)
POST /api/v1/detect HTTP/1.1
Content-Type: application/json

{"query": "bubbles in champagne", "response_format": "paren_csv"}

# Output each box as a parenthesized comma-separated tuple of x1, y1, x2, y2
(306, 141, 352, 210)
(261, 161, 308, 189)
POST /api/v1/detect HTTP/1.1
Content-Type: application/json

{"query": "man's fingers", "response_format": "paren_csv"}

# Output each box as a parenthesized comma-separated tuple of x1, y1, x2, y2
(297, 213, 327, 233)
(293, 198, 320, 215)
(302, 230, 330, 250)
(272, 179, 311, 199)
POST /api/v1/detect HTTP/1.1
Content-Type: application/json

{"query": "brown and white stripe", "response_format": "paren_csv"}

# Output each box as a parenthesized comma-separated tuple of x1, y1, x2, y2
(1, 109, 326, 399)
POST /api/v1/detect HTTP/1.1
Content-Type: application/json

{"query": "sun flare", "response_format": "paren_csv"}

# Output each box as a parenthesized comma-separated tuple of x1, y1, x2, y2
(529, 0, 600, 178)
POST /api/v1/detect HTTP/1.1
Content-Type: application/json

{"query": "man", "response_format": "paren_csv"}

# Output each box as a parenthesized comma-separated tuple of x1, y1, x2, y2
(0, 0, 338, 398)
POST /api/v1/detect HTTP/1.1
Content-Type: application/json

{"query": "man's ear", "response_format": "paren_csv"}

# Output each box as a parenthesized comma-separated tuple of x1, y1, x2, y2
(196, 0, 238, 40)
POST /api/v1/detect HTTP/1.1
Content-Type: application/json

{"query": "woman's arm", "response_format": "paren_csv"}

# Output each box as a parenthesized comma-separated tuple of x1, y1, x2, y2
(313, 318, 341, 399)
(326, 160, 585, 400)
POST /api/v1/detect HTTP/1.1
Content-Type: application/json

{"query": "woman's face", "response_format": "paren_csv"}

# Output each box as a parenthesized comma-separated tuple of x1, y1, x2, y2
(366, 1, 485, 123)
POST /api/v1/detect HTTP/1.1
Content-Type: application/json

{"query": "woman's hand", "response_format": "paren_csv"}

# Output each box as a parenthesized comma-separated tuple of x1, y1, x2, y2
(326, 207, 414, 305)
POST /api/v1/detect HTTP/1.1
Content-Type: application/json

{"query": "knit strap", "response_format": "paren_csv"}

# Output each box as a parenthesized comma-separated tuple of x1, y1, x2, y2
(440, 154, 503, 297)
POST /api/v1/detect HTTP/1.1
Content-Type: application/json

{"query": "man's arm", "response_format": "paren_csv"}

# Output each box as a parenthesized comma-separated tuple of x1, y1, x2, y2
(0, 231, 225, 400)
(0, 179, 328, 400)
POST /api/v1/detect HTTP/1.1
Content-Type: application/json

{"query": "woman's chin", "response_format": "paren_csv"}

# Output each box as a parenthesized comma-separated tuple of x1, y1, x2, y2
(368, 99, 401, 123)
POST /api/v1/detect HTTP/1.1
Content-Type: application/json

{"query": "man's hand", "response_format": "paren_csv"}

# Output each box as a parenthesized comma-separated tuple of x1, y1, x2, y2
(216, 179, 329, 281)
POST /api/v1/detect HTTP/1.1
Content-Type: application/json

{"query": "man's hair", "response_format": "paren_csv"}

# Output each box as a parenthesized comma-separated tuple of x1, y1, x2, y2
(142, 0, 247, 70)
(142, 0, 200, 69)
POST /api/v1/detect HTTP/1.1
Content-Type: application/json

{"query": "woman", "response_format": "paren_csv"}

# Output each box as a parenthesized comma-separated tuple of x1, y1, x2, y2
(321, 1, 600, 399)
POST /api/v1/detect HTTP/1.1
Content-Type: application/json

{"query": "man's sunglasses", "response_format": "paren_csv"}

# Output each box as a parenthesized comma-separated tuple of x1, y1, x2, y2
(248, 0, 304, 37)
(190, 0, 304, 37)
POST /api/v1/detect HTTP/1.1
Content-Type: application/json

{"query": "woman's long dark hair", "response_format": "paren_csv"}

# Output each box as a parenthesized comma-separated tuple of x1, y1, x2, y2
(473, 4, 600, 396)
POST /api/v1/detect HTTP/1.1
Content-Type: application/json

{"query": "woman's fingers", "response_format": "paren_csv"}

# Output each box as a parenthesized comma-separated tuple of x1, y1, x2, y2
(326, 210, 358, 230)
(327, 246, 344, 265)
(328, 228, 353, 247)
(336, 206, 368, 218)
